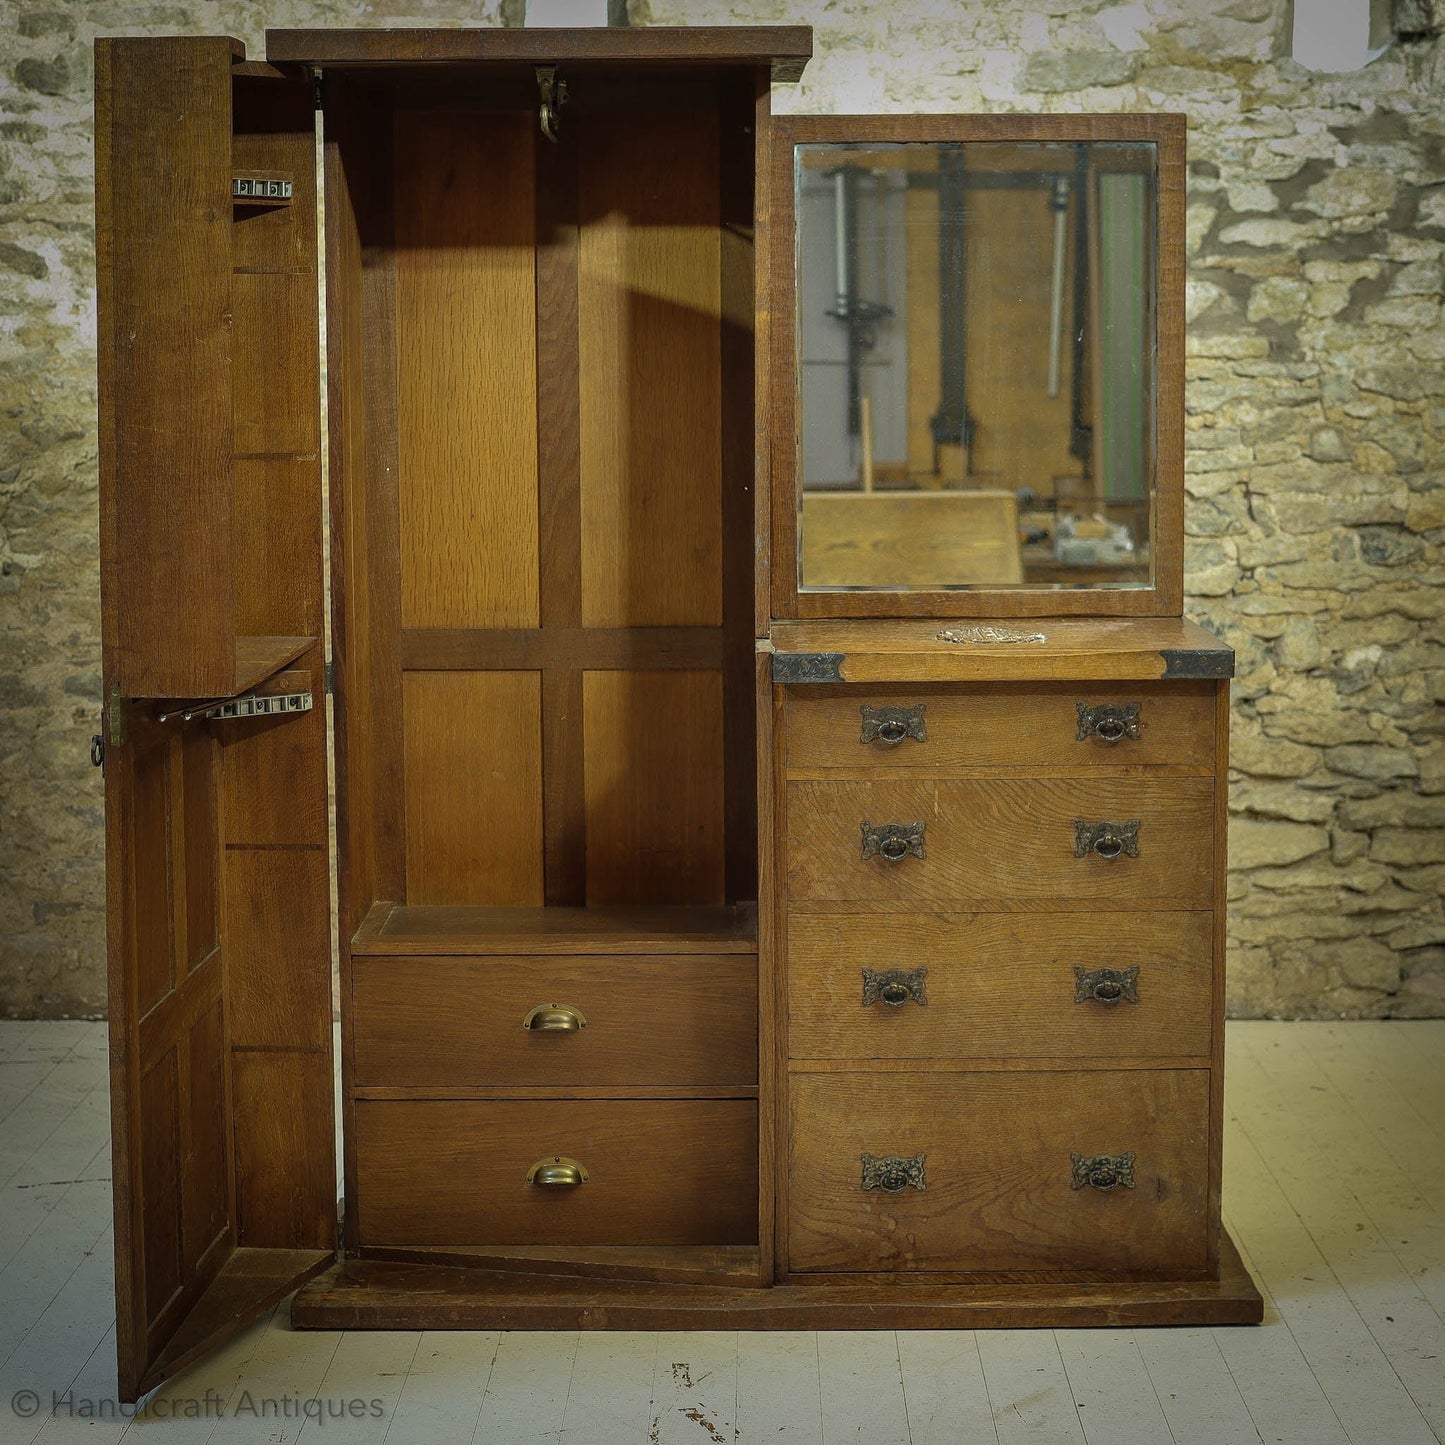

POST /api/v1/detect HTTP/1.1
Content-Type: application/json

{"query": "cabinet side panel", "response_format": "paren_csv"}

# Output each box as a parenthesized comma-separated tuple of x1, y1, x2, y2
(97, 36, 236, 697)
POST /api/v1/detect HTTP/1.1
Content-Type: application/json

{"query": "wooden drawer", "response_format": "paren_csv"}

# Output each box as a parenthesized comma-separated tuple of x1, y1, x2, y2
(352, 954, 756, 1089)
(355, 1099, 757, 1247)
(788, 1069, 1209, 1273)
(786, 777, 1214, 908)
(786, 682, 1216, 773)
(787, 911, 1213, 1061)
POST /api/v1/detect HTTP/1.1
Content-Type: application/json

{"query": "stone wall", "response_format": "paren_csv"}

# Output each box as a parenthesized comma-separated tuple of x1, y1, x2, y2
(0, 0, 1441, 1017)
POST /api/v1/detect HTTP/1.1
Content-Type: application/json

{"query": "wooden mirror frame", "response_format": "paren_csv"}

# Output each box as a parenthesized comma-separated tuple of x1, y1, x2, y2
(768, 112, 1185, 620)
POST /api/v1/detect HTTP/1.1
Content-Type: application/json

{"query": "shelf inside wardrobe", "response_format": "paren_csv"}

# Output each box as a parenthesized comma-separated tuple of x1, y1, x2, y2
(352, 901, 759, 956)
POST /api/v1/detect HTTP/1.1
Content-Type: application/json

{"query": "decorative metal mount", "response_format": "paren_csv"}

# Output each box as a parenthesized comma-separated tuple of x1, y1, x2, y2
(1160, 646, 1233, 679)
(1073, 819, 1140, 861)
(1074, 965, 1140, 1006)
(1070, 1152, 1136, 1192)
(536, 66, 568, 143)
(1076, 701, 1141, 744)
(860, 704, 927, 747)
(861, 1152, 927, 1193)
(936, 626, 1047, 645)
(862, 967, 928, 1008)
(772, 652, 844, 684)
(155, 690, 314, 725)
(861, 821, 926, 863)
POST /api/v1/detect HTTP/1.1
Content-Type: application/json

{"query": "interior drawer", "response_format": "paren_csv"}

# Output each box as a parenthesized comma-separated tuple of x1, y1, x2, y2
(354, 1099, 757, 1247)
(788, 1069, 1210, 1274)
(786, 682, 1216, 772)
(352, 954, 757, 1089)
(787, 910, 1213, 1061)
(786, 776, 1214, 908)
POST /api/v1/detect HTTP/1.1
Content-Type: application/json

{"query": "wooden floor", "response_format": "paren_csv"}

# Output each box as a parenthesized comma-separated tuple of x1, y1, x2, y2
(1, 1021, 1443, 1444)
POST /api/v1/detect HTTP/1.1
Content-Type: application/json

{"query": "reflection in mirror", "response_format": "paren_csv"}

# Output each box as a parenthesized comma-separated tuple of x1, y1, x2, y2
(796, 141, 1157, 592)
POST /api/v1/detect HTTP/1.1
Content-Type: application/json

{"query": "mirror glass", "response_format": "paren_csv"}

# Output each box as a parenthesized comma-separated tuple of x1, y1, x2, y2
(795, 140, 1157, 592)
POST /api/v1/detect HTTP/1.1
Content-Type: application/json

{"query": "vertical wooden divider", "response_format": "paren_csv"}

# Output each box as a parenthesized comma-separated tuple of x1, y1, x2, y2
(722, 74, 759, 906)
(537, 119, 587, 907)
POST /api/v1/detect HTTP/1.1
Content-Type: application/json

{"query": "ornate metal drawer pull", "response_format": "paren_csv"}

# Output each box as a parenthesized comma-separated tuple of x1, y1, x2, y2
(1074, 819, 1140, 861)
(526, 1155, 589, 1187)
(1076, 701, 1141, 744)
(861, 1152, 927, 1193)
(862, 967, 928, 1008)
(1074, 966, 1139, 1006)
(861, 821, 925, 863)
(522, 1003, 587, 1032)
(1071, 1152, 1135, 1192)
(860, 704, 927, 747)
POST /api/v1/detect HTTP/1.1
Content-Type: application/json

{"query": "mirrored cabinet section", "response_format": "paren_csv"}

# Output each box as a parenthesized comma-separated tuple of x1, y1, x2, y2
(773, 116, 1184, 618)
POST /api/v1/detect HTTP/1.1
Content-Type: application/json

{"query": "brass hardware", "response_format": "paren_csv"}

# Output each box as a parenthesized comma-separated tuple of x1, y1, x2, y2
(861, 821, 925, 864)
(90, 733, 104, 770)
(526, 1155, 589, 1187)
(1074, 965, 1139, 1006)
(536, 66, 568, 143)
(1070, 1151, 1136, 1192)
(106, 685, 126, 748)
(862, 967, 928, 1008)
(861, 1152, 927, 1193)
(1076, 702, 1141, 744)
(522, 1003, 588, 1032)
(1073, 819, 1140, 861)
(936, 626, 1047, 645)
(860, 704, 927, 747)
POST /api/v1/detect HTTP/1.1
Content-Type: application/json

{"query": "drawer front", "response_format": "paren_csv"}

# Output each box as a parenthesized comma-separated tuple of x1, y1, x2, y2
(787, 911, 1213, 1061)
(786, 777, 1214, 907)
(787, 683, 1216, 773)
(352, 954, 756, 1088)
(788, 1070, 1209, 1273)
(355, 1099, 757, 1247)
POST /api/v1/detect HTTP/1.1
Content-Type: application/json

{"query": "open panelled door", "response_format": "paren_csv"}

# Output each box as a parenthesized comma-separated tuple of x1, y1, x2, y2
(96, 37, 336, 1402)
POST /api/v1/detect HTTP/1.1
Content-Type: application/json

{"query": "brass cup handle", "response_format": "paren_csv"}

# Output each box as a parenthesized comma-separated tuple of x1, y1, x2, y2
(522, 1003, 587, 1032)
(527, 1155, 589, 1187)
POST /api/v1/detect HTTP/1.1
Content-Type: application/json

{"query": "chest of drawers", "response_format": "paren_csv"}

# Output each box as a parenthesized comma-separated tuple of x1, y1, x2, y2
(772, 651, 1231, 1283)
(94, 26, 1259, 1401)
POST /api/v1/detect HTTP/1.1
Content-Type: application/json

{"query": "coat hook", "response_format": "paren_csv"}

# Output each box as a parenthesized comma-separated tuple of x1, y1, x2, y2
(536, 66, 567, 143)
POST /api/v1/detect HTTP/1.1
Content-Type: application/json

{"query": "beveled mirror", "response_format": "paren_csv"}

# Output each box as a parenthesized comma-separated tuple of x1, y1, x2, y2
(772, 116, 1184, 618)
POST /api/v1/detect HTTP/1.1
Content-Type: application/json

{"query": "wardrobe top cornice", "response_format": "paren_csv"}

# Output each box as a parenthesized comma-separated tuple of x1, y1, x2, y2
(264, 25, 814, 79)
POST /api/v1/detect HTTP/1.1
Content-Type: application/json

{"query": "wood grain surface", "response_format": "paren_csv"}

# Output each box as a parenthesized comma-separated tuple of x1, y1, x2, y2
(787, 1068, 1210, 1273)
(786, 680, 1216, 772)
(354, 1099, 758, 1247)
(786, 775, 1214, 907)
(786, 909, 1213, 1061)
(396, 108, 539, 630)
(352, 953, 757, 1088)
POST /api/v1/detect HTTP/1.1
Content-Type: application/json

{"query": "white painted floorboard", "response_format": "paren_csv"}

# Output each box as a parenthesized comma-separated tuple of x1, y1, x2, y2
(0, 1021, 1441, 1445)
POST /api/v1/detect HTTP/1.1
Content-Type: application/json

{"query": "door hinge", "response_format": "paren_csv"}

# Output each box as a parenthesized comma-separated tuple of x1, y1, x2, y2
(313, 66, 324, 111)
(106, 684, 127, 748)
(325, 658, 335, 696)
